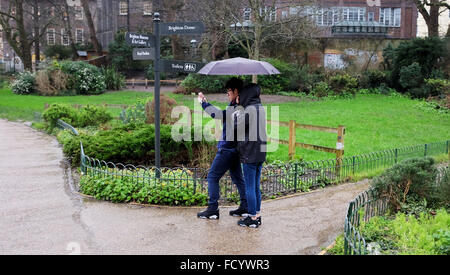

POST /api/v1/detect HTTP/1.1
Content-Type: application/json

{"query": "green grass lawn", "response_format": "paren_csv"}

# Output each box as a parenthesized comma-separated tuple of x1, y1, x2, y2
(0, 88, 152, 121)
(1, 87, 449, 162)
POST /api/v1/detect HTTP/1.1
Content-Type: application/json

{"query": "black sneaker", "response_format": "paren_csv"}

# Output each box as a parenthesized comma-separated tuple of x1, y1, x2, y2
(229, 207, 249, 217)
(197, 208, 219, 220)
(237, 216, 259, 228)
(257, 216, 262, 225)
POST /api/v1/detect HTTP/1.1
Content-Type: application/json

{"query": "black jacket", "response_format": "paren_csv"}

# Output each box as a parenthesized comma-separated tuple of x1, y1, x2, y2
(235, 83, 267, 164)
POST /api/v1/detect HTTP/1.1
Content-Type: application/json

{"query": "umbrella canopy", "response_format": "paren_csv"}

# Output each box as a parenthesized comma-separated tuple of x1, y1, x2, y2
(197, 57, 280, 75)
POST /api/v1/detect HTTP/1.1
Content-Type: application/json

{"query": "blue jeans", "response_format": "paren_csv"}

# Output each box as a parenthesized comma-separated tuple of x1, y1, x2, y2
(242, 162, 263, 217)
(207, 148, 247, 210)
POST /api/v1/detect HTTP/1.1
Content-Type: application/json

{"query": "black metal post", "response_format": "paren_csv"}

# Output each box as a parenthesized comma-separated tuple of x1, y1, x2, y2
(154, 13, 161, 178)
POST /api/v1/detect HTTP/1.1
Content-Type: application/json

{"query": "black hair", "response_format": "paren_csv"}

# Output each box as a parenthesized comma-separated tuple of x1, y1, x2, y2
(225, 77, 244, 92)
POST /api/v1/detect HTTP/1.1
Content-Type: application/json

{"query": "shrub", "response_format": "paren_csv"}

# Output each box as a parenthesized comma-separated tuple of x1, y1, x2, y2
(43, 45, 73, 60)
(11, 71, 35, 95)
(424, 78, 450, 97)
(383, 37, 447, 91)
(120, 95, 177, 125)
(60, 61, 106, 95)
(101, 66, 125, 91)
(43, 103, 112, 130)
(329, 73, 358, 96)
(371, 158, 438, 212)
(359, 70, 387, 89)
(35, 66, 70, 96)
(310, 81, 332, 98)
(258, 58, 297, 93)
(181, 74, 233, 94)
(58, 123, 212, 167)
(399, 62, 423, 90)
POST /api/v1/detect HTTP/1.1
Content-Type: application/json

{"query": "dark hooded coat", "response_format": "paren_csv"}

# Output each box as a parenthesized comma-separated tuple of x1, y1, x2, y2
(235, 83, 267, 164)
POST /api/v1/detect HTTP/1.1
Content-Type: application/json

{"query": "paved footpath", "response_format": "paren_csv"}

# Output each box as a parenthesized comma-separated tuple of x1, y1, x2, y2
(0, 119, 369, 255)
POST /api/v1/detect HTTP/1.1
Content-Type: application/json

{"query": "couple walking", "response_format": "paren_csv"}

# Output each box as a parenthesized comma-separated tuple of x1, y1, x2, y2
(196, 77, 266, 228)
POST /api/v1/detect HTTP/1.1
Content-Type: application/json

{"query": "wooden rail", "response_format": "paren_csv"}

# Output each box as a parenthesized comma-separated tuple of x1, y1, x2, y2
(125, 79, 180, 89)
(267, 119, 345, 164)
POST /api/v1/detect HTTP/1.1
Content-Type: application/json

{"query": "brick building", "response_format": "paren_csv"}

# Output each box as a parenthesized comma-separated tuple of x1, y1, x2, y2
(0, 0, 420, 71)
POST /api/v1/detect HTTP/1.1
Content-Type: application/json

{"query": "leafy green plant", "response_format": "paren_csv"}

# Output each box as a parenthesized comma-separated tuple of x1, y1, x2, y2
(329, 73, 358, 96)
(371, 158, 438, 212)
(424, 78, 450, 97)
(101, 66, 125, 91)
(43, 103, 112, 131)
(181, 74, 234, 94)
(311, 81, 332, 98)
(60, 61, 106, 95)
(80, 168, 208, 206)
(11, 71, 36, 95)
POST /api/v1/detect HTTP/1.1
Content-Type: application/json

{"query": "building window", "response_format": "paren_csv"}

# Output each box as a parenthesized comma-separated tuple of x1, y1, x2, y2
(380, 8, 401, 27)
(368, 12, 374, 22)
(75, 6, 84, 20)
(61, 29, 70, 46)
(119, 1, 128, 15)
(143, 3, 152, 15)
(47, 28, 55, 45)
(260, 6, 276, 22)
(76, 28, 84, 44)
(244, 8, 251, 21)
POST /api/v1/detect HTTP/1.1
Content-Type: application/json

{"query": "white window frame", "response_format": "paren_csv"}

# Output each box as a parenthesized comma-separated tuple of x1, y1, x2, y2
(143, 3, 152, 15)
(75, 6, 84, 20)
(244, 7, 251, 21)
(47, 28, 55, 46)
(368, 12, 374, 22)
(61, 29, 70, 46)
(260, 6, 276, 22)
(380, 8, 401, 27)
(76, 28, 84, 45)
(119, 1, 128, 15)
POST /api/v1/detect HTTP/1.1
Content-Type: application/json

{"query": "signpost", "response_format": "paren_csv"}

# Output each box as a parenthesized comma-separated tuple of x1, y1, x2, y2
(126, 13, 204, 176)
(132, 48, 155, 60)
(160, 22, 205, 35)
(160, 60, 205, 73)
(125, 32, 155, 47)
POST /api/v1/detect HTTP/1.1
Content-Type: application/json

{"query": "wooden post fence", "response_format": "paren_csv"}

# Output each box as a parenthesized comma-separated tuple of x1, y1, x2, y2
(267, 119, 346, 175)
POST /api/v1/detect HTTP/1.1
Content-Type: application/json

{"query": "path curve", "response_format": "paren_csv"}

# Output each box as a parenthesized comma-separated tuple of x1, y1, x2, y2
(0, 119, 369, 255)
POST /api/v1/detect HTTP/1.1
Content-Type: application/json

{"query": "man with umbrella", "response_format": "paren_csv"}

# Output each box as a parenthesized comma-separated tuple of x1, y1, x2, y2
(196, 58, 279, 225)
(196, 77, 249, 219)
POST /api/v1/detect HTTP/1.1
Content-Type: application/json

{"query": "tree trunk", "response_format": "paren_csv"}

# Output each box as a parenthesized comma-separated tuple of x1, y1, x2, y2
(64, 2, 78, 60)
(15, 0, 33, 70)
(33, 0, 40, 71)
(428, 1, 440, 37)
(81, 0, 102, 56)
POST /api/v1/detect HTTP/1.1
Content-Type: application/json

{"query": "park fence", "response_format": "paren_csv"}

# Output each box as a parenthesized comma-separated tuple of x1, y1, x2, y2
(56, 119, 450, 204)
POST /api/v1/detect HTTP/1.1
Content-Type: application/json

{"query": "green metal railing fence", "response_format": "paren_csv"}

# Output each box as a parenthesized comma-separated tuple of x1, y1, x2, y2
(344, 166, 449, 255)
(56, 119, 450, 202)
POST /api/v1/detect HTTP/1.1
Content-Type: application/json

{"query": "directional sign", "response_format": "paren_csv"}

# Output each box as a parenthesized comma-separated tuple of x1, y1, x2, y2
(160, 60, 205, 73)
(160, 22, 205, 35)
(125, 32, 155, 47)
(132, 48, 155, 60)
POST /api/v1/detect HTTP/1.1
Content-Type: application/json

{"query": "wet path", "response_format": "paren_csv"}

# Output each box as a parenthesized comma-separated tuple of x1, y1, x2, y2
(0, 119, 369, 254)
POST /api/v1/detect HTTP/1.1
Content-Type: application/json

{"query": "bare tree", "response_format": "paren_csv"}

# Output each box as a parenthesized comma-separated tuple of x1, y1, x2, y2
(413, 0, 450, 37)
(0, 0, 63, 70)
(192, 0, 318, 82)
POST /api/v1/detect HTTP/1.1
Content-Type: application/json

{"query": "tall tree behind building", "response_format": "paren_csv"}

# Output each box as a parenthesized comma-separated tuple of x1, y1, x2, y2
(413, 0, 450, 37)
(81, 0, 102, 56)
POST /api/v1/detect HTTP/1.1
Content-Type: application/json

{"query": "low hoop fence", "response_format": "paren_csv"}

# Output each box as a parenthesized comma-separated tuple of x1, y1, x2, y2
(344, 165, 449, 255)
(56, 119, 450, 204)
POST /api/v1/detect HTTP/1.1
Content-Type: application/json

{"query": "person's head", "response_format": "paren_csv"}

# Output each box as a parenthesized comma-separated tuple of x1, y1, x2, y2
(224, 77, 243, 103)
